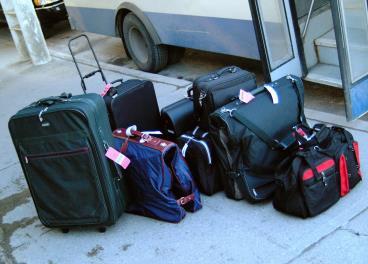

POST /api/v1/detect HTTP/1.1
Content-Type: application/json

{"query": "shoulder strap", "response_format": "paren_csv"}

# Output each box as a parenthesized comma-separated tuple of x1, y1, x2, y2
(286, 75, 307, 124)
(232, 111, 283, 150)
(232, 76, 306, 150)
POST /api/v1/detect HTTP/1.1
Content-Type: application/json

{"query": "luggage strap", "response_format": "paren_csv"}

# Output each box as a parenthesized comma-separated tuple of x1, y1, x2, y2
(177, 193, 195, 206)
(232, 75, 305, 150)
(232, 111, 288, 150)
(287, 75, 307, 124)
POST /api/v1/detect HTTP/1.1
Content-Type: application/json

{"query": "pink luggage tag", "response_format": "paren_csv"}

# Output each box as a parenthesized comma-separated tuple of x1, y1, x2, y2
(105, 147, 131, 169)
(239, 89, 255, 104)
(101, 83, 112, 97)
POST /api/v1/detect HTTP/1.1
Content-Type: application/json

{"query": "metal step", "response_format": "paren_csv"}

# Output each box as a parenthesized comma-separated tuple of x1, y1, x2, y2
(314, 30, 339, 66)
(305, 63, 342, 88)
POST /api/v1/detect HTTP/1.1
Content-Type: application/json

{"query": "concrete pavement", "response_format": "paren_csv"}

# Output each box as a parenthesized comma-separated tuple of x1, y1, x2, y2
(1, 25, 368, 264)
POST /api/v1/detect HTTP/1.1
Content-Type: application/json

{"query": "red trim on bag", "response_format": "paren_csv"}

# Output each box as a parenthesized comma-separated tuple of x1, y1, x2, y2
(303, 159, 335, 181)
(339, 155, 349, 197)
(353, 141, 362, 178)
(177, 193, 195, 206)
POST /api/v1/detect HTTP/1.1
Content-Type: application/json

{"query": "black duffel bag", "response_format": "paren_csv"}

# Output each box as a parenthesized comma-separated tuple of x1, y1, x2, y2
(209, 75, 308, 202)
(273, 148, 340, 218)
(295, 124, 362, 197)
(176, 127, 223, 196)
(189, 66, 257, 130)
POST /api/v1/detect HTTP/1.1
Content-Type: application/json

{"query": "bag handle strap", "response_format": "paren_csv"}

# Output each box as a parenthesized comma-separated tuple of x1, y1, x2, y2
(232, 111, 284, 150)
(232, 76, 306, 150)
(286, 75, 307, 124)
(297, 152, 321, 181)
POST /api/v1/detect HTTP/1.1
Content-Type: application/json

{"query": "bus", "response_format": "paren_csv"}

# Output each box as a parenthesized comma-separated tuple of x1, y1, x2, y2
(64, 0, 368, 121)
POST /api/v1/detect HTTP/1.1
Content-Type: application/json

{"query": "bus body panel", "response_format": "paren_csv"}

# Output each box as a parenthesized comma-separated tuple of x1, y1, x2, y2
(64, 0, 260, 59)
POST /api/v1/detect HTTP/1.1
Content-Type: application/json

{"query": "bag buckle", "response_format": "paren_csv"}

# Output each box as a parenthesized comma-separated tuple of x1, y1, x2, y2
(139, 133, 152, 144)
(286, 75, 296, 83)
(220, 107, 236, 117)
(177, 194, 195, 206)
(38, 107, 49, 125)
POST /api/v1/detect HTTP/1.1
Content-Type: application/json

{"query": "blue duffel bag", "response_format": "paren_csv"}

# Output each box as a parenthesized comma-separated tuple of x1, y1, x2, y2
(113, 127, 202, 223)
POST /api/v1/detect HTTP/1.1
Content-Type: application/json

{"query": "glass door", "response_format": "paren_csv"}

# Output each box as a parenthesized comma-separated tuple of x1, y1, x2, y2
(249, 0, 303, 81)
(331, 0, 368, 120)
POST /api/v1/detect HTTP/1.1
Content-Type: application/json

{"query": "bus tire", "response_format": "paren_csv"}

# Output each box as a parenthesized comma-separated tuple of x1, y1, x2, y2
(122, 13, 168, 73)
(168, 46, 185, 65)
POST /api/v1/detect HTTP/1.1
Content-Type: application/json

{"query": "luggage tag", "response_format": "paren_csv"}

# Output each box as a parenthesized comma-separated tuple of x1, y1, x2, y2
(264, 85, 279, 104)
(105, 147, 131, 169)
(101, 83, 112, 97)
(239, 89, 255, 104)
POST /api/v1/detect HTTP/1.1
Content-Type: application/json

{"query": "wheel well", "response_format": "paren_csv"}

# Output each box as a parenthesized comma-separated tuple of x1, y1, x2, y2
(115, 8, 132, 58)
(115, 8, 131, 38)
(115, 4, 161, 44)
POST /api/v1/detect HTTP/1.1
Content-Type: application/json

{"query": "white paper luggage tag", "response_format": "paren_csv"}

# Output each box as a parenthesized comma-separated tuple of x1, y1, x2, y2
(264, 85, 279, 104)
(239, 89, 255, 104)
(105, 147, 131, 169)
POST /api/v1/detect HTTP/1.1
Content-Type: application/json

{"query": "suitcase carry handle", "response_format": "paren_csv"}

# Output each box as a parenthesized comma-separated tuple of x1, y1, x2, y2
(187, 87, 194, 99)
(68, 34, 108, 94)
(34, 93, 72, 107)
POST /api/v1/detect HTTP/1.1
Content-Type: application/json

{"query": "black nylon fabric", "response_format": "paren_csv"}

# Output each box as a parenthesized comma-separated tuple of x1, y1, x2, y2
(176, 129, 223, 196)
(327, 127, 362, 189)
(273, 149, 340, 218)
(299, 124, 362, 192)
(104, 79, 161, 131)
(209, 75, 306, 201)
(8, 93, 126, 228)
(192, 66, 257, 130)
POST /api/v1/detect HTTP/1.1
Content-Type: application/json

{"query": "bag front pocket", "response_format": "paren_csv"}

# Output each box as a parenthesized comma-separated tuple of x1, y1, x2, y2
(302, 159, 340, 216)
(20, 132, 108, 227)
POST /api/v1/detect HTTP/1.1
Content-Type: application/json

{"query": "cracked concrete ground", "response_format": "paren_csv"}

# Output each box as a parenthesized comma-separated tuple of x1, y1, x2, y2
(1, 25, 368, 264)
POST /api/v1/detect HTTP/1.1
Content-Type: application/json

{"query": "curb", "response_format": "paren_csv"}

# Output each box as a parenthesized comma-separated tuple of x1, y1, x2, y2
(305, 108, 368, 133)
(50, 50, 192, 89)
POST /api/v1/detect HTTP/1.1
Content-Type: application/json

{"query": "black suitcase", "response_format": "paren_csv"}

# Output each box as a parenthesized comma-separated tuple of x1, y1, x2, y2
(189, 66, 257, 130)
(161, 98, 196, 139)
(8, 93, 126, 232)
(69, 34, 161, 131)
(176, 127, 222, 195)
(209, 75, 307, 202)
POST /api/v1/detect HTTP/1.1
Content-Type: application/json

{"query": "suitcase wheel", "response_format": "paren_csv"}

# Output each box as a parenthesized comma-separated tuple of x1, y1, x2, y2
(98, 227, 106, 233)
(61, 228, 70, 234)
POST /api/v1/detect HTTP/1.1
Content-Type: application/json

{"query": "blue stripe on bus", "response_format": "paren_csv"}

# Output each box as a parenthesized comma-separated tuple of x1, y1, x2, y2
(65, 6, 260, 60)
(145, 12, 260, 59)
(66, 6, 116, 36)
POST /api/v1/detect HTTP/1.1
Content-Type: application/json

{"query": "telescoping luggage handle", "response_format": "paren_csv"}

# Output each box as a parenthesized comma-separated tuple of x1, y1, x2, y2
(68, 34, 124, 94)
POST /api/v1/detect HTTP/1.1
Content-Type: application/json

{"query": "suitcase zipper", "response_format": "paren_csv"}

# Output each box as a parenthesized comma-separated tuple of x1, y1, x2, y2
(24, 148, 89, 164)
(302, 159, 335, 182)
(70, 107, 118, 222)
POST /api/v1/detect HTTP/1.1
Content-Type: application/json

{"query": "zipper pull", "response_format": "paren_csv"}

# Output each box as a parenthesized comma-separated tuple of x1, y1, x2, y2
(25, 156, 29, 164)
(321, 171, 327, 186)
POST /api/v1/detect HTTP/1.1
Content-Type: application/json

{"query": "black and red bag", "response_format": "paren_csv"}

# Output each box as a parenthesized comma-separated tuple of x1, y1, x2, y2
(295, 124, 362, 197)
(273, 148, 340, 218)
(274, 124, 362, 218)
(322, 126, 362, 196)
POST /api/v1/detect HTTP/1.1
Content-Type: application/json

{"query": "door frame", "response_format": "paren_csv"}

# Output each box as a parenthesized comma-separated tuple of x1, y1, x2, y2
(249, 0, 306, 82)
(331, 0, 368, 120)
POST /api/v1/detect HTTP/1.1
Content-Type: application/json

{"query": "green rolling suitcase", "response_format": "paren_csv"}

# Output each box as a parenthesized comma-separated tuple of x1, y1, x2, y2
(8, 93, 126, 232)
